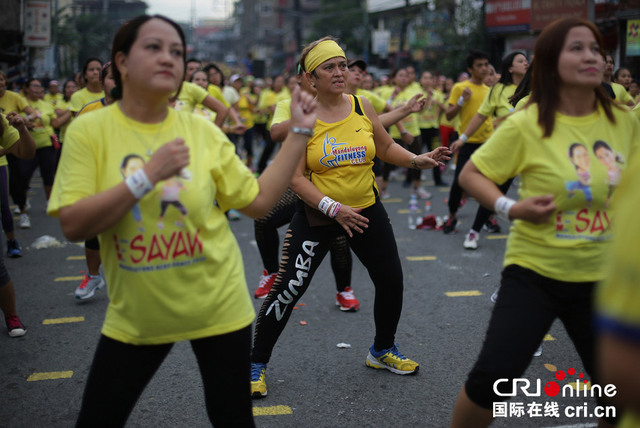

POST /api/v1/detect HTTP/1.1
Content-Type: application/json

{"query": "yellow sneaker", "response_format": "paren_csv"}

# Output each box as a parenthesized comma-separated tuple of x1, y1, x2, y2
(365, 344, 419, 375)
(250, 363, 268, 398)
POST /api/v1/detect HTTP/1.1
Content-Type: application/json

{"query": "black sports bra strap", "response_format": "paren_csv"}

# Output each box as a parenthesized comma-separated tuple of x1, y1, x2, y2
(352, 95, 364, 116)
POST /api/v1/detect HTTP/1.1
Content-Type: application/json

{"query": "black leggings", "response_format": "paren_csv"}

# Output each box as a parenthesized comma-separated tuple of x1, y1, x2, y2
(448, 143, 482, 215)
(76, 326, 255, 428)
(16, 146, 57, 208)
(465, 265, 617, 424)
(255, 123, 276, 174)
(254, 188, 352, 292)
(470, 178, 515, 232)
(252, 199, 403, 364)
(420, 128, 443, 185)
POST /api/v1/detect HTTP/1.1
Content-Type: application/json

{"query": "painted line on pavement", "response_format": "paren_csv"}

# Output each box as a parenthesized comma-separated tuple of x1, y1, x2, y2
(66, 256, 86, 260)
(406, 256, 437, 261)
(54, 276, 84, 282)
(485, 235, 508, 240)
(445, 290, 482, 297)
(381, 198, 403, 203)
(253, 405, 293, 416)
(544, 334, 555, 341)
(27, 371, 73, 382)
(42, 317, 85, 325)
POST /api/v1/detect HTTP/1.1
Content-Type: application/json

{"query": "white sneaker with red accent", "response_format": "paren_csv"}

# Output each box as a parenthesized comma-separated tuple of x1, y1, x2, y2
(336, 287, 360, 312)
(254, 270, 277, 299)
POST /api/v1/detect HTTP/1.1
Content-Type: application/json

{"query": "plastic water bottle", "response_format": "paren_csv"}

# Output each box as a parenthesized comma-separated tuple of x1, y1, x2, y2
(424, 201, 431, 214)
(408, 195, 418, 229)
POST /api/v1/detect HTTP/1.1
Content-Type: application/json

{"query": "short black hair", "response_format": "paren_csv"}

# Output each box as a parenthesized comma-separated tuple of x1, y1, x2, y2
(466, 49, 490, 70)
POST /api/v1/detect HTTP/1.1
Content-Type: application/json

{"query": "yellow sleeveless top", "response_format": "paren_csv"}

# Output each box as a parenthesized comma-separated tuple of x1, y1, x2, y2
(306, 95, 378, 209)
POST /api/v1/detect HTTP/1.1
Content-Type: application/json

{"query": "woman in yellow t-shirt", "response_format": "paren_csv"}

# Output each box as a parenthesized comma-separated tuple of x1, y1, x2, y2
(0, 112, 35, 337)
(48, 14, 316, 426)
(249, 37, 450, 399)
(451, 18, 639, 428)
(54, 80, 78, 145)
(69, 58, 105, 115)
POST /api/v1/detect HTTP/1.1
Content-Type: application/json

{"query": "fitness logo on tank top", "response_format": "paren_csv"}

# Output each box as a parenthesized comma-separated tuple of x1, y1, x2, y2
(319, 132, 367, 168)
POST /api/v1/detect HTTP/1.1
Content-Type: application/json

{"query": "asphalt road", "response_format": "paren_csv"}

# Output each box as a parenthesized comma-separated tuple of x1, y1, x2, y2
(1, 169, 606, 428)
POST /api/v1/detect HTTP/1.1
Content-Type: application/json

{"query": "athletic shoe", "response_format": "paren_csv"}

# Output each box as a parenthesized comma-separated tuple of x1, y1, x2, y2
(482, 217, 501, 233)
(250, 363, 268, 398)
(227, 209, 241, 221)
(336, 287, 360, 312)
(6, 315, 26, 337)
(75, 274, 105, 300)
(255, 270, 277, 299)
(490, 288, 499, 304)
(533, 345, 543, 357)
(415, 187, 432, 200)
(463, 230, 479, 250)
(442, 217, 457, 234)
(19, 214, 31, 229)
(6, 239, 22, 258)
(380, 190, 391, 200)
(13, 200, 30, 215)
(365, 344, 419, 375)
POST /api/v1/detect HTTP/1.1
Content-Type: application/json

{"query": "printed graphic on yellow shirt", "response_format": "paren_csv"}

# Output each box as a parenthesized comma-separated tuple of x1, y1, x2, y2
(320, 132, 367, 168)
(565, 143, 593, 205)
(117, 154, 202, 271)
(593, 140, 623, 205)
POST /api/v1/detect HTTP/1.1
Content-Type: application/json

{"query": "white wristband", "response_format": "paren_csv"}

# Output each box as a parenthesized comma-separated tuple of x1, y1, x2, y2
(457, 96, 465, 106)
(318, 196, 336, 215)
(125, 169, 154, 199)
(459, 133, 468, 143)
(494, 196, 516, 221)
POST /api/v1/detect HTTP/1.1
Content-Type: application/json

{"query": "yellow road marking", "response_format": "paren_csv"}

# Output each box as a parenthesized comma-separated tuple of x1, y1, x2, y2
(253, 405, 293, 416)
(27, 371, 73, 381)
(485, 235, 508, 240)
(439, 187, 449, 192)
(544, 334, 555, 341)
(42, 317, 85, 325)
(381, 198, 403, 203)
(66, 256, 86, 260)
(398, 209, 422, 214)
(445, 290, 482, 297)
(54, 276, 84, 282)
(544, 363, 557, 372)
(406, 256, 437, 261)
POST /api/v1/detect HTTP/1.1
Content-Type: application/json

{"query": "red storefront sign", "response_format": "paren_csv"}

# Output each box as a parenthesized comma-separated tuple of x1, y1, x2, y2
(530, 0, 588, 31)
(486, 0, 531, 31)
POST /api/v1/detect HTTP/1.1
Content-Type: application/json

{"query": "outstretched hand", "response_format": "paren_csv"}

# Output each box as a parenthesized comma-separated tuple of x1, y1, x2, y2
(289, 85, 317, 131)
(405, 94, 426, 113)
(335, 205, 369, 238)
(413, 146, 451, 169)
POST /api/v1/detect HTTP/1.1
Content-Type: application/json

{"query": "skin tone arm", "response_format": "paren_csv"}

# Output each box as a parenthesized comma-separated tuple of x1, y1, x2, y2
(459, 161, 556, 224)
(59, 87, 316, 241)
(201, 94, 228, 127)
(291, 96, 450, 237)
(599, 334, 640, 415)
(270, 120, 289, 142)
(2, 113, 36, 159)
(49, 110, 68, 129)
(445, 86, 472, 121)
(54, 108, 73, 128)
(450, 112, 488, 153)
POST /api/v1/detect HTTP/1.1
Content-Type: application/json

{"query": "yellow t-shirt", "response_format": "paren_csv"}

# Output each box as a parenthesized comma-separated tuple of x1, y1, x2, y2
(0, 114, 19, 167)
(237, 92, 254, 128)
(44, 93, 64, 107)
(271, 99, 291, 127)
(253, 89, 273, 125)
(596, 151, 640, 428)
(26, 98, 55, 149)
(389, 85, 421, 138)
(418, 89, 445, 129)
(0, 91, 29, 115)
(374, 85, 394, 101)
(472, 104, 640, 282)
(612, 82, 634, 105)
(56, 99, 73, 143)
(257, 89, 279, 129)
(48, 105, 258, 345)
(69, 87, 105, 113)
(477, 82, 517, 120)
(633, 101, 640, 121)
(307, 95, 377, 209)
(77, 98, 106, 116)
(207, 84, 230, 108)
(275, 88, 291, 104)
(174, 82, 208, 114)
(448, 80, 493, 143)
(356, 89, 386, 114)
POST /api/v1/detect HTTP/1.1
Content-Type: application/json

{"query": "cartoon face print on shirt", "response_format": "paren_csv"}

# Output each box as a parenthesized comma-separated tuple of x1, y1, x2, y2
(593, 140, 624, 206)
(565, 143, 593, 205)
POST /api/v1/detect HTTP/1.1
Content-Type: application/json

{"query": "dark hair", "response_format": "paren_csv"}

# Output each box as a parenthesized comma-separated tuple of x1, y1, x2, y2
(530, 18, 616, 138)
(82, 57, 104, 80)
(488, 51, 527, 103)
(62, 80, 76, 102)
(100, 62, 112, 85)
(203, 63, 225, 87)
(466, 49, 490, 70)
(510, 61, 533, 107)
(593, 139, 623, 164)
(186, 58, 200, 65)
(25, 78, 41, 97)
(120, 154, 145, 171)
(111, 15, 186, 101)
(188, 69, 207, 83)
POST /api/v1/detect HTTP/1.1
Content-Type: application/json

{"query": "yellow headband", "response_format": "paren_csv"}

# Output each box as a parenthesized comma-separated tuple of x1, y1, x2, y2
(304, 40, 346, 73)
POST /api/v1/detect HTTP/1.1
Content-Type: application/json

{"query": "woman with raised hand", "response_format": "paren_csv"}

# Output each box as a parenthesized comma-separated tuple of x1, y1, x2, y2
(450, 18, 639, 428)
(250, 36, 450, 399)
(47, 14, 316, 427)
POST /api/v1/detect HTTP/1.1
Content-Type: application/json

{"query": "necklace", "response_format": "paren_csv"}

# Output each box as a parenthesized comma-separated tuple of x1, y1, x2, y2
(121, 104, 168, 157)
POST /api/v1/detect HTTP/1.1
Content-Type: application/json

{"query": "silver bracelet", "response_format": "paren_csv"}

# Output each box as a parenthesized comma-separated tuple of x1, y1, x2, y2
(291, 126, 314, 137)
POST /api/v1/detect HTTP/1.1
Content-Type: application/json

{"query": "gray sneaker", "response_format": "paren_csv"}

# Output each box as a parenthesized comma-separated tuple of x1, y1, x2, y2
(75, 274, 105, 300)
